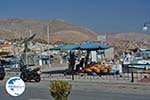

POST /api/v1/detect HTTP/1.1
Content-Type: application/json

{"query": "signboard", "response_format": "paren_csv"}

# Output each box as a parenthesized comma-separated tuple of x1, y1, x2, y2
(97, 35, 107, 41)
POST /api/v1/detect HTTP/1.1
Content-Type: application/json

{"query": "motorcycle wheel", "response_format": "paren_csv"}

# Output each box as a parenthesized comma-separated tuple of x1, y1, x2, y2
(35, 76, 41, 82)
(20, 74, 28, 82)
(0, 77, 4, 80)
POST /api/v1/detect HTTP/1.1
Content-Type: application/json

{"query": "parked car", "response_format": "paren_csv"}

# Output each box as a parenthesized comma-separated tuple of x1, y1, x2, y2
(0, 65, 5, 80)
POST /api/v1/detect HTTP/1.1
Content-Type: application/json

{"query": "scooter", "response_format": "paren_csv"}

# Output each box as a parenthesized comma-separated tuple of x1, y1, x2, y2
(20, 65, 41, 82)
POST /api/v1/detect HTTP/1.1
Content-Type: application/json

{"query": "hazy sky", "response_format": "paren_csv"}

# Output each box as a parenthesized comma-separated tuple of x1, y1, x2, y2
(0, 0, 150, 33)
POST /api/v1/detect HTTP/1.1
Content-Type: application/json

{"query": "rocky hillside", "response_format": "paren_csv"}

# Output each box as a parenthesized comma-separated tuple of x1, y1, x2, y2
(105, 33, 150, 53)
(0, 18, 98, 43)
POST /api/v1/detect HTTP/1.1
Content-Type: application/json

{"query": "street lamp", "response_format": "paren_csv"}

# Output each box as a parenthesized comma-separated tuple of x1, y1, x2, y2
(143, 22, 150, 31)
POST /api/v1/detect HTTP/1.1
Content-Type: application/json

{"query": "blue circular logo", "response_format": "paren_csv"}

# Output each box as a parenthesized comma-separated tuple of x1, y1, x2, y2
(6, 77, 25, 96)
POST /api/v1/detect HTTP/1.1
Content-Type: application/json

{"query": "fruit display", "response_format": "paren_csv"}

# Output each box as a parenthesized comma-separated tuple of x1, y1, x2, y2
(83, 63, 112, 74)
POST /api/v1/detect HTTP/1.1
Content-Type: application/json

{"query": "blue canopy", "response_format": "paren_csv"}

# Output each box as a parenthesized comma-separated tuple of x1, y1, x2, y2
(61, 44, 80, 50)
(50, 44, 80, 50)
(79, 42, 109, 50)
(50, 42, 110, 51)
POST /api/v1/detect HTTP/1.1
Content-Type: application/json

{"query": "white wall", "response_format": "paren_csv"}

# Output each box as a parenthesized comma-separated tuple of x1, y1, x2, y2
(104, 47, 114, 60)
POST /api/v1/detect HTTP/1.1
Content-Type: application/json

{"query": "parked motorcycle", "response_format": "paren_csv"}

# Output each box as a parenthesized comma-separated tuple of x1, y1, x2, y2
(20, 65, 41, 82)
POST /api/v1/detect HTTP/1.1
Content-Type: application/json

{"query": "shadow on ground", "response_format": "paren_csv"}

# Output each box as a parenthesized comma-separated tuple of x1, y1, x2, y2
(42, 70, 65, 74)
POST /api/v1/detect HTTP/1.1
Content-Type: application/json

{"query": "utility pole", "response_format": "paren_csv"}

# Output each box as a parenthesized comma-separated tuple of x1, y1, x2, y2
(47, 25, 50, 45)
(29, 29, 32, 36)
(47, 25, 51, 68)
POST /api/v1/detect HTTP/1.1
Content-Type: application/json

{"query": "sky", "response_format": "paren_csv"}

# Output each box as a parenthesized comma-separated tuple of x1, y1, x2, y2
(0, 0, 150, 33)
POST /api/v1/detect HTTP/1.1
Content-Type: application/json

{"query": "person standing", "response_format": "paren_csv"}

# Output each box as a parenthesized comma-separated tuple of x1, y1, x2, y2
(68, 51, 75, 71)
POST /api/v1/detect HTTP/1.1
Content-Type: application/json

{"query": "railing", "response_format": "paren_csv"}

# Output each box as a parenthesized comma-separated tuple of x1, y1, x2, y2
(5, 68, 20, 78)
(4, 68, 150, 83)
(41, 72, 150, 83)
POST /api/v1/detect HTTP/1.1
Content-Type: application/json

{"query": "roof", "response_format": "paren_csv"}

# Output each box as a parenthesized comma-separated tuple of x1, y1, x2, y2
(79, 42, 110, 50)
(50, 44, 80, 50)
(50, 42, 110, 51)
(61, 44, 80, 50)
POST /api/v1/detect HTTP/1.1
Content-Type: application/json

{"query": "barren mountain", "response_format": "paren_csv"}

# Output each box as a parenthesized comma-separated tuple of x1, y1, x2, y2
(0, 18, 149, 52)
(0, 18, 98, 43)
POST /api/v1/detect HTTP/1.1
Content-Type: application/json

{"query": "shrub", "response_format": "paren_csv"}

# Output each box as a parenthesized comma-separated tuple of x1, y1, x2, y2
(49, 80, 72, 100)
(0, 51, 9, 55)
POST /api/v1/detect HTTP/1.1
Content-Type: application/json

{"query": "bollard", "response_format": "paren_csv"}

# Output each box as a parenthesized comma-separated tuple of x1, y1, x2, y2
(136, 70, 140, 80)
(131, 71, 134, 82)
(145, 69, 148, 74)
(72, 74, 74, 80)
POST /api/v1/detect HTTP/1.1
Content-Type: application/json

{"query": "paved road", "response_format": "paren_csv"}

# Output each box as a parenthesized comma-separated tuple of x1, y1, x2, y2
(0, 79, 52, 100)
(0, 79, 150, 100)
